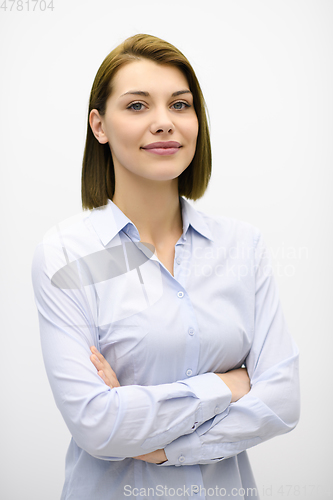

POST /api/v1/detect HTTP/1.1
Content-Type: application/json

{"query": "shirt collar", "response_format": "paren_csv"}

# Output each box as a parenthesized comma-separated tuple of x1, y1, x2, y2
(88, 197, 213, 247)
(180, 197, 214, 242)
(88, 199, 135, 246)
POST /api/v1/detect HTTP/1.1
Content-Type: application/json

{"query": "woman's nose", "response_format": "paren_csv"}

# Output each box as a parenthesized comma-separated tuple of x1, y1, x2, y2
(149, 108, 175, 134)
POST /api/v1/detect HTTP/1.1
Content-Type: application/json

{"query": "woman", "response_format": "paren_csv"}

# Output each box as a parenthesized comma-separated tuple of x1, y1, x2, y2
(32, 34, 300, 499)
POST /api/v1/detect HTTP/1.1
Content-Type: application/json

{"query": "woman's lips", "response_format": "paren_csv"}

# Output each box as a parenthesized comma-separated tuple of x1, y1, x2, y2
(143, 147, 180, 156)
(141, 141, 182, 156)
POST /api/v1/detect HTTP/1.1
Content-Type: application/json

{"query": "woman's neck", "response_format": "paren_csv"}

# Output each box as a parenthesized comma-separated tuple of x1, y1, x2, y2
(112, 176, 183, 249)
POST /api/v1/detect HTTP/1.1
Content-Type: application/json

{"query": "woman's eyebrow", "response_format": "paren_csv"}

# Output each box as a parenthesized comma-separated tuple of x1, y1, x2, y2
(119, 89, 192, 98)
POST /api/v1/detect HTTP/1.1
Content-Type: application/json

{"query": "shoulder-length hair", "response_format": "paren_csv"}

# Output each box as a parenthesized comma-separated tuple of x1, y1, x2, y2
(82, 34, 212, 210)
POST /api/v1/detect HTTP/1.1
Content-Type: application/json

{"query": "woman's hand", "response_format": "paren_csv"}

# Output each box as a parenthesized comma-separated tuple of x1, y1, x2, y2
(89, 347, 167, 464)
(133, 449, 167, 464)
(216, 368, 251, 403)
(90, 346, 121, 389)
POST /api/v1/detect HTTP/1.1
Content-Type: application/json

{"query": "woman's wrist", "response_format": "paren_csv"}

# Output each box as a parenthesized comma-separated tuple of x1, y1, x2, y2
(215, 369, 250, 403)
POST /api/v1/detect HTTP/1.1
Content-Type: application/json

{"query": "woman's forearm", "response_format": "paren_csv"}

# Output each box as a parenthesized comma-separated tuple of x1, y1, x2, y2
(90, 347, 250, 464)
(215, 368, 251, 403)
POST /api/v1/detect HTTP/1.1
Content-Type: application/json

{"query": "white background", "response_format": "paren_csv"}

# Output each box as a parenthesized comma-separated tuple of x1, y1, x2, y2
(0, 1, 332, 499)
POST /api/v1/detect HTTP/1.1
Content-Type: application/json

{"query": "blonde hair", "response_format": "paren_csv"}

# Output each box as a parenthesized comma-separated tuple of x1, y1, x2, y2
(81, 34, 212, 209)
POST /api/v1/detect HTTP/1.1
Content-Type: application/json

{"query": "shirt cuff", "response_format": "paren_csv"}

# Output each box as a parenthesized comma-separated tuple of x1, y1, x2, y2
(162, 431, 201, 466)
(159, 430, 225, 467)
(157, 408, 230, 467)
(183, 372, 232, 426)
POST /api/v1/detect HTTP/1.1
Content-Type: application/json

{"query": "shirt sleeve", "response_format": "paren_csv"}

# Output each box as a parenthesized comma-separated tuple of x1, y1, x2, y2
(31, 242, 232, 461)
(159, 231, 300, 466)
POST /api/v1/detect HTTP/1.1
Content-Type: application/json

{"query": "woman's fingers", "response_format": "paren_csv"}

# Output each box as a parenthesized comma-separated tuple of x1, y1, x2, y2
(90, 352, 116, 377)
(98, 370, 112, 388)
(90, 346, 108, 371)
(90, 345, 105, 361)
(89, 346, 121, 389)
(90, 353, 101, 369)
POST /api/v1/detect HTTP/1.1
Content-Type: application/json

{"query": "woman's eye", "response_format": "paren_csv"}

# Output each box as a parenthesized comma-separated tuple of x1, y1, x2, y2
(128, 102, 145, 111)
(172, 101, 190, 110)
(127, 101, 190, 111)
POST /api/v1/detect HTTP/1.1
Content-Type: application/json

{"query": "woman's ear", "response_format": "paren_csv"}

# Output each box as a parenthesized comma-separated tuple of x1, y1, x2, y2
(89, 109, 109, 144)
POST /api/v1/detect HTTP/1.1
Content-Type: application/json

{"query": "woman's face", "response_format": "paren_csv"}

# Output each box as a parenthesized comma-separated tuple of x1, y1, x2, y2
(91, 58, 199, 185)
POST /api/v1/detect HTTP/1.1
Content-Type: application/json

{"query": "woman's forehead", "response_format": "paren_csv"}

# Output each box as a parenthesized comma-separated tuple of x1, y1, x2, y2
(111, 59, 190, 97)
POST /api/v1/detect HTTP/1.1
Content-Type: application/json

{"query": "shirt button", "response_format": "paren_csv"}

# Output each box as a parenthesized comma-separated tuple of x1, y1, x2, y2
(176, 258, 181, 265)
(178, 455, 185, 463)
(188, 328, 194, 336)
(177, 291, 184, 298)
(214, 405, 220, 414)
(192, 485, 199, 494)
(186, 369, 192, 377)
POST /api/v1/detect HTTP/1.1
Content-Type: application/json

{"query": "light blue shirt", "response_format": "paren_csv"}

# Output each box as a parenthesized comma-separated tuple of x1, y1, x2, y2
(31, 197, 300, 500)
